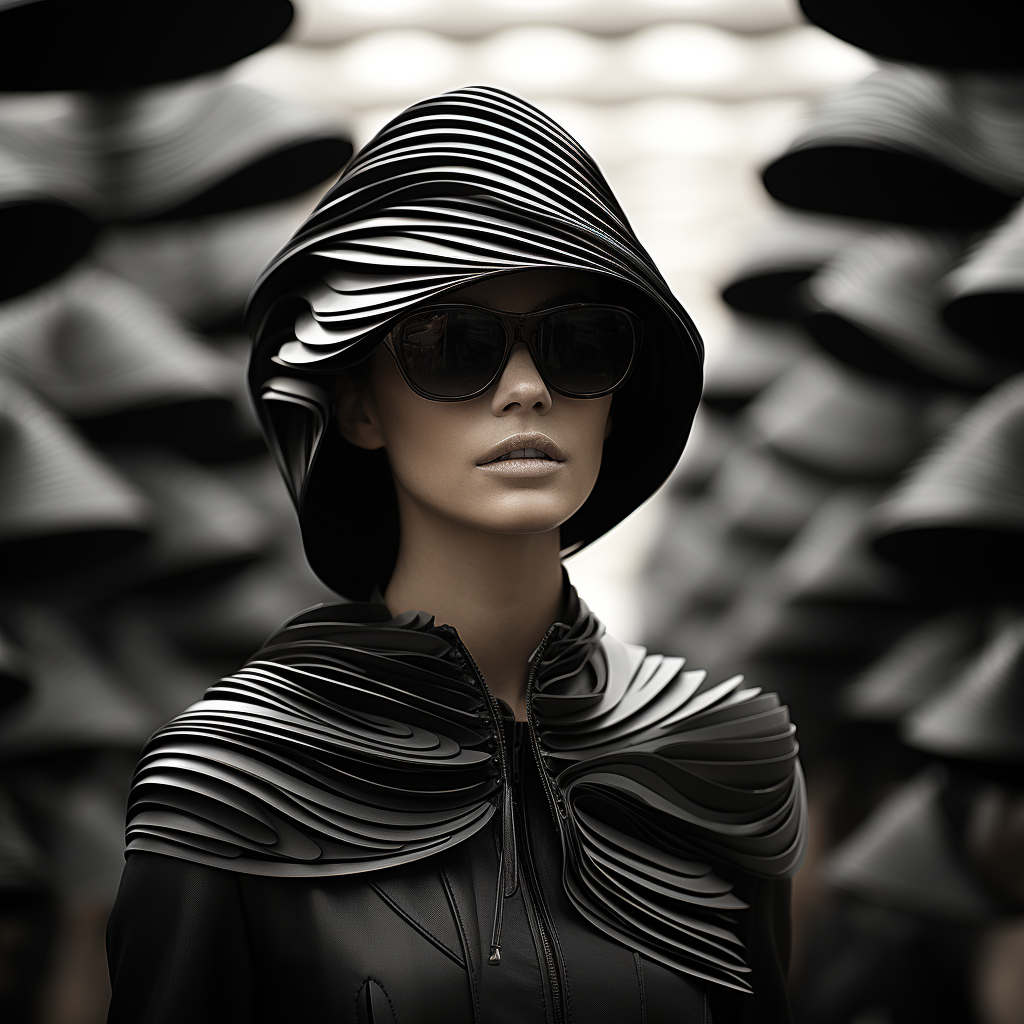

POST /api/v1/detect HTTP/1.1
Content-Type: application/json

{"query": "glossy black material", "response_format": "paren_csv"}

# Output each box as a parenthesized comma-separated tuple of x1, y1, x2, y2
(0, 0, 294, 91)
(110, 588, 806, 1021)
(799, 0, 1024, 71)
(245, 85, 704, 599)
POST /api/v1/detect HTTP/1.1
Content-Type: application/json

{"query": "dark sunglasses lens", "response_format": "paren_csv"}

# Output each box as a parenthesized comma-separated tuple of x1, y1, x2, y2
(535, 308, 635, 396)
(392, 309, 506, 398)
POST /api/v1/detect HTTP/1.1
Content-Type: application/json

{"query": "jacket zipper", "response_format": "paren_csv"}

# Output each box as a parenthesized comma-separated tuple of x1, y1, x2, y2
(515, 723, 567, 1024)
(443, 624, 568, 1021)
(439, 628, 516, 965)
(526, 626, 568, 828)
(523, 627, 569, 1023)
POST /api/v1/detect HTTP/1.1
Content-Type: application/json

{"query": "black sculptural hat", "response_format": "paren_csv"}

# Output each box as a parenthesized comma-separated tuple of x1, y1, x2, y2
(0, 0, 293, 92)
(0, 118, 98, 301)
(904, 612, 1024, 765)
(840, 609, 985, 723)
(0, 267, 239, 457)
(869, 374, 1024, 599)
(799, 0, 1024, 72)
(84, 79, 353, 224)
(720, 210, 872, 319)
(246, 86, 704, 599)
(804, 227, 1011, 392)
(0, 377, 149, 584)
(763, 65, 1024, 229)
(745, 353, 933, 481)
(702, 316, 809, 414)
(942, 199, 1024, 360)
(826, 769, 1000, 922)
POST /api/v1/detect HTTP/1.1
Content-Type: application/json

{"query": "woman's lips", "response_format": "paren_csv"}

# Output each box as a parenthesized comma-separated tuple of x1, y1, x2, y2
(476, 434, 567, 478)
(477, 432, 567, 466)
(476, 457, 565, 477)
(491, 447, 553, 463)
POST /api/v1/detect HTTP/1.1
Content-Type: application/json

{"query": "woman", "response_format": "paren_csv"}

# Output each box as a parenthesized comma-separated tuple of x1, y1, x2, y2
(106, 86, 807, 1024)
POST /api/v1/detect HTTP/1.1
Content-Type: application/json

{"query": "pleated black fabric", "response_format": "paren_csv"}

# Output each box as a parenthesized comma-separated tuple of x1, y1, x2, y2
(126, 589, 806, 991)
(244, 85, 704, 598)
(126, 603, 499, 875)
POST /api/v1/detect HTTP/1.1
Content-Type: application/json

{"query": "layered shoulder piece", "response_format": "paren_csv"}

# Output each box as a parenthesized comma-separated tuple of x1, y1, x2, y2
(125, 592, 807, 990)
(125, 603, 500, 875)
(531, 614, 808, 991)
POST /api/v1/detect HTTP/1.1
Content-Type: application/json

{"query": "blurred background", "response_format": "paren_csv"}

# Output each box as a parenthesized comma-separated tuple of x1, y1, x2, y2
(1, 0, 1023, 1021)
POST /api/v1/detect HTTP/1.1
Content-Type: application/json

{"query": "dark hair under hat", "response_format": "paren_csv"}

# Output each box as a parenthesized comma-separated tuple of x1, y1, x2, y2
(246, 86, 704, 599)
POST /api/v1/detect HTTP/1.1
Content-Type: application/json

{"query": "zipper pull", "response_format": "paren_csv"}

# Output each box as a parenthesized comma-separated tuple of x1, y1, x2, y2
(488, 782, 517, 965)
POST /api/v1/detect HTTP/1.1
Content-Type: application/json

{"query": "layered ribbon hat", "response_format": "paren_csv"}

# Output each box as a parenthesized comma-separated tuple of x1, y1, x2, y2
(246, 86, 704, 599)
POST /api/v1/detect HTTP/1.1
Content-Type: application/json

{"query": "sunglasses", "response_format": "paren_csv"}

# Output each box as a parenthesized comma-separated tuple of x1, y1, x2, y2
(382, 302, 641, 402)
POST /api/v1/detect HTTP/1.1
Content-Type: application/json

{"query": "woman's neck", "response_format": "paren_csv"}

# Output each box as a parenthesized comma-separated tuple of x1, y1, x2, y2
(384, 498, 565, 721)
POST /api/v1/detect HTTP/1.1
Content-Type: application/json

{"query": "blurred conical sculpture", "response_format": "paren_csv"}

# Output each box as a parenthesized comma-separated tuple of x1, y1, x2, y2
(826, 770, 1000, 921)
(763, 65, 1024, 228)
(91, 202, 299, 330)
(0, 117, 98, 300)
(100, 606, 210, 731)
(747, 354, 932, 480)
(799, 0, 1024, 71)
(5, 749, 140, 902)
(0, 378, 149, 584)
(942, 198, 1024, 359)
(905, 612, 1024, 763)
(703, 317, 811, 413)
(67, 448, 272, 599)
(711, 443, 834, 544)
(82, 80, 353, 223)
(0, 625, 30, 712)
(0, 604, 152, 758)
(721, 211, 872, 319)
(805, 228, 1010, 390)
(0, 788, 45, 892)
(841, 609, 985, 722)
(771, 488, 910, 605)
(0, 267, 240, 457)
(668, 409, 733, 497)
(0, 0, 293, 91)
(870, 374, 1024, 597)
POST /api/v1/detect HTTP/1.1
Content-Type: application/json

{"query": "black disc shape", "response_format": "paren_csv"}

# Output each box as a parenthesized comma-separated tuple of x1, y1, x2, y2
(0, 0, 294, 91)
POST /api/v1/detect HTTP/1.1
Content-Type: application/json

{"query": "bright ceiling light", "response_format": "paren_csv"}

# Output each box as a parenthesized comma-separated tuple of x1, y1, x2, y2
(623, 97, 737, 157)
(326, 0, 436, 18)
(475, 26, 601, 90)
(336, 30, 463, 97)
(624, 24, 749, 88)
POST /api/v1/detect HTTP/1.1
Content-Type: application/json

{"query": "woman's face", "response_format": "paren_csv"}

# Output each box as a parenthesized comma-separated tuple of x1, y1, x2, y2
(337, 270, 614, 538)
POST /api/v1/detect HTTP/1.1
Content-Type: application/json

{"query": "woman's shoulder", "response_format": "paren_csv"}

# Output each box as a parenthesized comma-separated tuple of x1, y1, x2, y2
(123, 602, 500, 877)
(534, 629, 808, 880)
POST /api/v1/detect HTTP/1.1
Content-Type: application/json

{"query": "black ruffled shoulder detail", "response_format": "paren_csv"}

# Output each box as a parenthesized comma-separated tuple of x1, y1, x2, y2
(125, 603, 499, 875)
(532, 619, 807, 992)
(124, 593, 807, 992)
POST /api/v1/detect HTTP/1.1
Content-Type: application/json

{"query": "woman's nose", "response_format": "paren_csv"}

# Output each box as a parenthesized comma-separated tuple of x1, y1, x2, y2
(490, 342, 553, 416)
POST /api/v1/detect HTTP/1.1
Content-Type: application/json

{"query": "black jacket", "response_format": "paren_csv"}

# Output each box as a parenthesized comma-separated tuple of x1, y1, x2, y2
(107, 590, 806, 1024)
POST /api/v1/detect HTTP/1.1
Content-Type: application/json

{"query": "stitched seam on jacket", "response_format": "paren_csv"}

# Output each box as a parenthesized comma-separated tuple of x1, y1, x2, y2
(440, 867, 483, 1024)
(369, 882, 466, 969)
(633, 952, 647, 1024)
(357, 976, 400, 1024)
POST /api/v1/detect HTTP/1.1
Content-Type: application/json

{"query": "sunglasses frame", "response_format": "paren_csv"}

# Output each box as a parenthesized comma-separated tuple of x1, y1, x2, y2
(381, 302, 643, 402)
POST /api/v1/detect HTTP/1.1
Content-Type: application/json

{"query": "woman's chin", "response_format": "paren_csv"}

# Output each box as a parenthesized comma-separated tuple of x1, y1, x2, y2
(451, 494, 581, 538)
